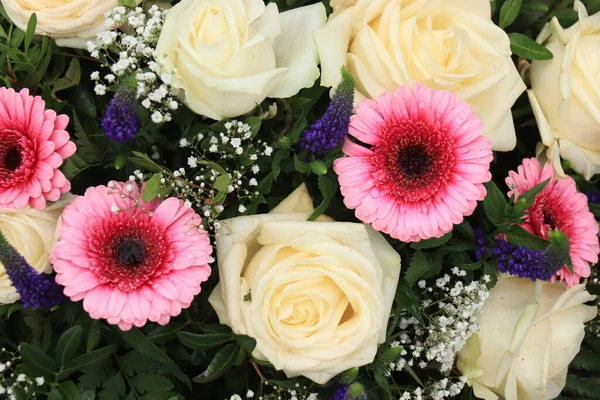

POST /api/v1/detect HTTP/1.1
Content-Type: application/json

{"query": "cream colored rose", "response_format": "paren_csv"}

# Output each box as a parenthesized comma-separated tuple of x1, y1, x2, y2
(528, 1, 600, 180)
(1, 0, 141, 49)
(208, 185, 401, 384)
(155, 0, 326, 120)
(0, 195, 73, 304)
(314, 0, 526, 151)
(457, 276, 597, 400)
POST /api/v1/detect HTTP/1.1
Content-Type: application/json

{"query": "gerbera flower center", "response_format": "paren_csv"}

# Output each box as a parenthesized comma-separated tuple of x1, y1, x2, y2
(372, 119, 455, 202)
(115, 237, 147, 266)
(398, 143, 432, 179)
(0, 130, 33, 188)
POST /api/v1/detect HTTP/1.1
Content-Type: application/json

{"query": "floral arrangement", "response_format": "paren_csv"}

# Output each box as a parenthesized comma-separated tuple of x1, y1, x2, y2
(1, 0, 600, 399)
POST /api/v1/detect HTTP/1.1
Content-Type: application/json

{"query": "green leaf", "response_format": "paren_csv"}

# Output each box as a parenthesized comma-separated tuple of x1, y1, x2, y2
(506, 225, 550, 250)
(24, 13, 37, 50)
(49, 389, 64, 400)
(131, 373, 174, 394)
(511, 178, 551, 218)
(483, 181, 508, 225)
(54, 58, 82, 92)
(177, 332, 232, 351)
(127, 151, 163, 173)
(214, 174, 230, 192)
(395, 280, 423, 325)
(86, 320, 102, 352)
(120, 328, 190, 387)
(143, 173, 163, 202)
(410, 232, 452, 250)
(148, 321, 188, 344)
(293, 154, 310, 174)
(55, 326, 83, 369)
(499, 0, 522, 28)
(20, 343, 58, 378)
(403, 250, 429, 286)
(234, 334, 257, 353)
(588, 203, 600, 218)
(509, 33, 553, 60)
(246, 116, 261, 137)
(193, 344, 242, 383)
(59, 381, 82, 400)
(308, 175, 338, 221)
(521, 1, 549, 12)
(63, 345, 115, 375)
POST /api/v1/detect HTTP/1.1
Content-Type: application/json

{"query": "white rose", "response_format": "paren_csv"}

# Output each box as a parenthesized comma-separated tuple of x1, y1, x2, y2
(155, 0, 327, 120)
(0, 195, 73, 304)
(314, 0, 526, 151)
(209, 185, 401, 384)
(457, 276, 597, 400)
(528, 1, 600, 180)
(1, 0, 141, 49)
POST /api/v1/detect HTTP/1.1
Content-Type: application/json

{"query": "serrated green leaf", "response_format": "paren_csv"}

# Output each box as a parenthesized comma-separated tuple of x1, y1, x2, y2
(509, 33, 553, 60)
(308, 175, 338, 221)
(483, 181, 508, 225)
(506, 225, 550, 250)
(56, 326, 83, 369)
(20, 343, 58, 378)
(410, 232, 452, 250)
(293, 154, 310, 173)
(193, 344, 242, 383)
(143, 173, 163, 202)
(120, 328, 190, 387)
(403, 250, 429, 286)
(24, 13, 37, 50)
(177, 332, 232, 350)
(63, 345, 115, 375)
(131, 373, 174, 394)
(499, 0, 522, 28)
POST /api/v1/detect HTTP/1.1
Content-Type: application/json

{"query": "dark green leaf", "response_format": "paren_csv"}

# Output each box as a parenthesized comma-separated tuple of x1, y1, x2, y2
(148, 321, 188, 344)
(395, 280, 423, 325)
(177, 332, 232, 350)
(246, 116, 261, 137)
(308, 174, 338, 221)
(506, 225, 550, 250)
(483, 181, 508, 225)
(499, 0, 522, 28)
(131, 373, 174, 394)
(293, 154, 310, 174)
(234, 334, 257, 353)
(120, 328, 190, 387)
(56, 326, 83, 368)
(589, 203, 600, 218)
(20, 343, 58, 378)
(404, 250, 429, 286)
(410, 232, 452, 250)
(509, 33, 553, 60)
(59, 381, 82, 400)
(54, 58, 82, 92)
(143, 173, 163, 202)
(49, 389, 64, 400)
(193, 344, 242, 383)
(127, 151, 163, 173)
(63, 345, 115, 375)
(521, 1, 549, 12)
(86, 320, 102, 352)
(24, 13, 37, 50)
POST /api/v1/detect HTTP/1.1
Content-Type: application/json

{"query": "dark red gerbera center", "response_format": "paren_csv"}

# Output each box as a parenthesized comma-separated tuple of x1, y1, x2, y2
(88, 209, 170, 292)
(0, 129, 34, 188)
(371, 119, 455, 202)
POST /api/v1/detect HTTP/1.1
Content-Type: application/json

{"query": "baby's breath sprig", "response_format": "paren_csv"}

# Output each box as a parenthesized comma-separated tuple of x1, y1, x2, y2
(87, 5, 179, 124)
(1, 348, 45, 399)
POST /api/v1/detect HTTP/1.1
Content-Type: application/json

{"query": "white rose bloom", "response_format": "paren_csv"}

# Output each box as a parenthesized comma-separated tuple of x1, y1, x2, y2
(0, 195, 73, 304)
(1, 0, 141, 49)
(209, 185, 401, 384)
(457, 276, 597, 400)
(155, 0, 327, 120)
(314, 0, 526, 151)
(528, 1, 600, 180)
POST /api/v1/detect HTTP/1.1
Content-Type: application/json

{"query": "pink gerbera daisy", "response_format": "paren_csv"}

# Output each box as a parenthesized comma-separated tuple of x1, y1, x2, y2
(50, 182, 212, 330)
(506, 158, 599, 287)
(0, 88, 76, 209)
(334, 84, 493, 242)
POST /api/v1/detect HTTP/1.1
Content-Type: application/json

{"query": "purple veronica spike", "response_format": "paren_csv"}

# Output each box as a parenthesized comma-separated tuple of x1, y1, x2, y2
(300, 67, 355, 155)
(0, 232, 66, 309)
(101, 88, 141, 143)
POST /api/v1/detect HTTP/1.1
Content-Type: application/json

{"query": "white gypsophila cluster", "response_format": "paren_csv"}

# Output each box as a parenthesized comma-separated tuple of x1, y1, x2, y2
(1, 348, 45, 399)
(399, 376, 468, 400)
(228, 381, 317, 400)
(87, 5, 180, 125)
(396, 268, 489, 374)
